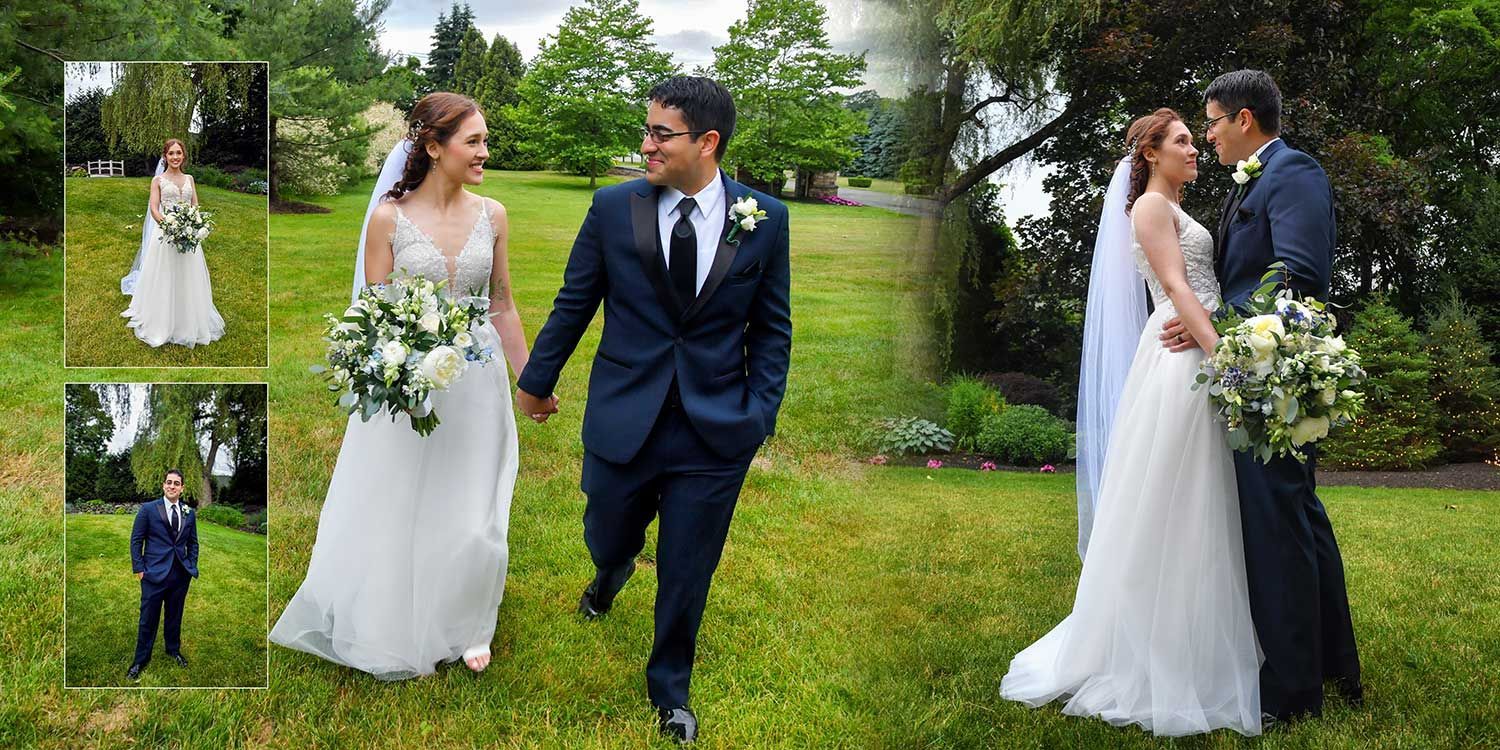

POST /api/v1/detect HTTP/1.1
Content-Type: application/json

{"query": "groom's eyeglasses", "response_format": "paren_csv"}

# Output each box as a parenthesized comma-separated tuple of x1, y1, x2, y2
(642, 126, 708, 144)
(164, 480, 183, 486)
(1203, 109, 1247, 134)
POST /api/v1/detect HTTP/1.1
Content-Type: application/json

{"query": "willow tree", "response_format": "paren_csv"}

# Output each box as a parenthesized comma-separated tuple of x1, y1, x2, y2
(99, 62, 257, 165)
(105, 384, 265, 506)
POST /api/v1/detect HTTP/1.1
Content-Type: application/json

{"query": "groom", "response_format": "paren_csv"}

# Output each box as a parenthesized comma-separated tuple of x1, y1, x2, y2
(1164, 69, 1362, 723)
(128, 468, 200, 681)
(516, 76, 792, 743)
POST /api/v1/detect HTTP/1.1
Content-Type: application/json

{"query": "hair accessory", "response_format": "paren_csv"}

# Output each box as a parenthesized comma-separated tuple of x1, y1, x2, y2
(406, 119, 424, 143)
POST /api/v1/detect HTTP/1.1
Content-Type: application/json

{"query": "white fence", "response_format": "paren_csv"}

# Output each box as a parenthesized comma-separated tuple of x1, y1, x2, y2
(86, 160, 125, 177)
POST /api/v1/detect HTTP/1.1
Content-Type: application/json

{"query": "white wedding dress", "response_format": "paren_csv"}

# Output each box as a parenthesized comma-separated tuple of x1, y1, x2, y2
(1000, 201, 1263, 736)
(121, 174, 226, 347)
(270, 199, 518, 680)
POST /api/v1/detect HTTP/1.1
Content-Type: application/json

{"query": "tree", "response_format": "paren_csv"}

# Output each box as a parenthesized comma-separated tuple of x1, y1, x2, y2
(62, 87, 119, 167)
(1426, 290, 1500, 462)
(472, 35, 529, 169)
(846, 91, 907, 179)
(98, 62, 257, 167)
(1321, 298, 1443, 470)
(108, 384, 266, 506)
(452, 26, 488, 98)
(517, 0, 676, 187)
(425, 2, 476, 91)
(65, 385, 114, 504)
(709, 0, 867, 192)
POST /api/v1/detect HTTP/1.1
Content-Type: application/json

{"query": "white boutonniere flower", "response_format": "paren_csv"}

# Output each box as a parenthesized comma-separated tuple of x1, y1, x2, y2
(1232, 154, 1264, 186)
(725, 194, 768, 245)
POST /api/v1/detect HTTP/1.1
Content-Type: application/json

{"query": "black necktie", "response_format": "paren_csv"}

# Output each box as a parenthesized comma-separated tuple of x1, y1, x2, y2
(170, 504, 179, 535)
(670, 196, 698, 304)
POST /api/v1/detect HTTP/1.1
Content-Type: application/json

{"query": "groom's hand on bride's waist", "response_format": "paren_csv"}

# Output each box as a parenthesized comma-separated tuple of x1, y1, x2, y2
(515, 388, 560, 423)
(1159, 317, 1199, 352)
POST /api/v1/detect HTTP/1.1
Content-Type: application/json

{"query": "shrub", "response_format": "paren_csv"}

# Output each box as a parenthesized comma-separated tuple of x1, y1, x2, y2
(243, 508, 268, 535)
(196, 504, 246, 529)
(68, 166, 88, 178)
(1426, 290, 1500, 462)
(871, 417, 954, 456)
(82, 499, 108, 513)
(847, 176, 873, 188)
(944, 376, 1003, 449)
(976, 405, 1072, 466)
(1322, 298, 1443, 470)
(192, 164, 234, 190)
(981, 371, 1064, 416)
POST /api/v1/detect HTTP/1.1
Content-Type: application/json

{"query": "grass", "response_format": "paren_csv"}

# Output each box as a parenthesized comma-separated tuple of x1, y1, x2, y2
(2, 169, 1496, 747)
(64, 513, 267, 688)
(63, 177, 268, 368)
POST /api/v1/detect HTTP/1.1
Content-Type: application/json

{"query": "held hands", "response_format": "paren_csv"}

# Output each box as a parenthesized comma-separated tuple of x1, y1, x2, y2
(136, 572, 144, 580)
(515, 388, 560, 423)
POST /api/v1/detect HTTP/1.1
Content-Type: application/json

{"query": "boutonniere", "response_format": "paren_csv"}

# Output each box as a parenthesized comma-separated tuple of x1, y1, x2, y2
(725, 195, 767, 245)
(1232, 154, 1263, 194)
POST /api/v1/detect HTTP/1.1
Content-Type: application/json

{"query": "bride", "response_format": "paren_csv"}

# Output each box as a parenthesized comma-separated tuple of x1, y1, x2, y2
(121, 139, 226, 347)
(271, 92, 542, 678)
(999, 108, 1263, 736)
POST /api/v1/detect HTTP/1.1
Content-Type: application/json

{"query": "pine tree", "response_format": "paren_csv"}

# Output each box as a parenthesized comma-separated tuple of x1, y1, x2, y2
(1322, 297, 1443, 470)
(452, 26, 488, 97)
(1426, 290, 1500, 462)
(425, 3, 475, 91)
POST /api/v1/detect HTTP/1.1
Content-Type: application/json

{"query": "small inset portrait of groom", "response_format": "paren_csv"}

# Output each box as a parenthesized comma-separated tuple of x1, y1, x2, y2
(127, 468, 200, 682)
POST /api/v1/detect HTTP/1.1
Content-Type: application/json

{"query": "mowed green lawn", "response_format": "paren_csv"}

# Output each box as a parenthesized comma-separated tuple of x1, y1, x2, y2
(64, 177, 268, 368)
(2, 170, 1496, 748)
(65, 513, 267, 688)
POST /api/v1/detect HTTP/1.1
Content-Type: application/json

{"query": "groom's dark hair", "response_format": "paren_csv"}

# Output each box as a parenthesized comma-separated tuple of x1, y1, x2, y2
(648, 76, 736, 161)
(164, 469, 184, 482)
(1204, 70, 1281, 135)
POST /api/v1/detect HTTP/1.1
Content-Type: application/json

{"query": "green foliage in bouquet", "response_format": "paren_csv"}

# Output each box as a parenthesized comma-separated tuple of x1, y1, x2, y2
(1425, 290, 1500, 463)
(1322, 297, 1443, 469)
(976, 405, 1072, 466)
(1197, 263, 1367, 463)
(944, 376, 1003, 450)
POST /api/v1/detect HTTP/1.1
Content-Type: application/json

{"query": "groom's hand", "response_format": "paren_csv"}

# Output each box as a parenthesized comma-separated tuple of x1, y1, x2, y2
(516, 388, 560, 423)
(1159, 316, 1198, 352)
(136, 572, 144, 580)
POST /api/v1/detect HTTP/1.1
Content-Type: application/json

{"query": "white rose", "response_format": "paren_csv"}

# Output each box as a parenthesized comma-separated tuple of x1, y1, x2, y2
(1288, 415, 1330, 446)
(1232, 168, 1250, 185)
(739, 216, 758, 231)
(419, 311, 442, 334)
(1318, 336, 1348, 355)
(1320, 387, 1338, 406)
(337, 321, 361, 334)
(195, 227, 209, 240)
(453, 331, 473, 348)
(420, 346, 467, 389)
(739, 196, 758, 214)
(380, 340, 407, 363)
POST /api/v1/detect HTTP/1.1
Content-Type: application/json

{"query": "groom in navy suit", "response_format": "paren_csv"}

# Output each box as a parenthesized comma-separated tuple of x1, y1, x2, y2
(128, 468, 200, 681)
(1165, 70, 1362, 723)
(516, 76, 791, 743)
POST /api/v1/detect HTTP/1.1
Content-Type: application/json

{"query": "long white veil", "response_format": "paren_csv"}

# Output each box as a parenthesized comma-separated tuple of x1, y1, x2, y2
(353, 140, 413, 302)
(121, 157, 166, 295)
(1074, 157, 1148, 560)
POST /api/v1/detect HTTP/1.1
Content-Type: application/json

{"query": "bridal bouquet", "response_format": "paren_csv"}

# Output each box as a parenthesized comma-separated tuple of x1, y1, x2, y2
(313, 275, 494, 436)
(160, 203, 213, 253)
(1194, 264, 1366, 463)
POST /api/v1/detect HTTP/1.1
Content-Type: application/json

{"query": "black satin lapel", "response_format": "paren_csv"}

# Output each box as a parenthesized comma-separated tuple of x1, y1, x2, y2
(630, 190, 683, 317)
(157, 498, 168, 528)
(682, 224, 740, 323)
(1216, 186, 1236, 251)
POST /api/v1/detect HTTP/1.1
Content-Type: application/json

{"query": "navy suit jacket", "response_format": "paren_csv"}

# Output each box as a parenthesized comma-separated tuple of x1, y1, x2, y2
(131, 497, 199, 583)
(517, 171, 792, 465)
(1215, 139, 1335, 307)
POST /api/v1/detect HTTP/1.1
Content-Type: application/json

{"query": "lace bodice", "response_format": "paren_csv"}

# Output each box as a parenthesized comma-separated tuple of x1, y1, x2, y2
(1131, 201, 1219, 310)
(159, 175, 194, 208)
(390, 200, 494, 298)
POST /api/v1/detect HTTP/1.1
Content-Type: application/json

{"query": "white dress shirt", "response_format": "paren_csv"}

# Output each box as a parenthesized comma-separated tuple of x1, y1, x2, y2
(657, 172, 726, 296)
(1251, 137, 1282, 162)
(164, 497, 182, 533)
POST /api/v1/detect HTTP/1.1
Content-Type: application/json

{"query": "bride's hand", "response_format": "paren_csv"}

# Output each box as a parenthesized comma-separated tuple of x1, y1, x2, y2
(515, 388, 560, 423)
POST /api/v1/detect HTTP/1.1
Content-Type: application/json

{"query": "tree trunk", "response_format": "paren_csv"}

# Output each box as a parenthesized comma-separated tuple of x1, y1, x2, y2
(199, 436, 219, 507)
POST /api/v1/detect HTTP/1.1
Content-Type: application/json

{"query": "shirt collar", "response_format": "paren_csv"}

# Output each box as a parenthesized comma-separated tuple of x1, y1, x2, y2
(1251, 137, 1282, 161)
(662, 171, 725, 219)
(164, 496, 180, 512)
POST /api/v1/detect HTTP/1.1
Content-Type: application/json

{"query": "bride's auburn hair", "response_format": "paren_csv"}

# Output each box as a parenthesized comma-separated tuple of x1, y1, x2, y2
(385, 92, 480, 200)
(162, 138, 187, 160)
(1124, 108, 1183, 213)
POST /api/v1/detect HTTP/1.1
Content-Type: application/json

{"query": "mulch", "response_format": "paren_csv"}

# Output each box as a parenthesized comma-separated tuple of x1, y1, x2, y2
(873, 453, 1500, 491)
(270, 199, 332, 214)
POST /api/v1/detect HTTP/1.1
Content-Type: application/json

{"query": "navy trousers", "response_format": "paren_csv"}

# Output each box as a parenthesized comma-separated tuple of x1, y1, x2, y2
(1235, 446, 1361, 718)
(134, 559, 191, 666)
(581, 388, 754, 708)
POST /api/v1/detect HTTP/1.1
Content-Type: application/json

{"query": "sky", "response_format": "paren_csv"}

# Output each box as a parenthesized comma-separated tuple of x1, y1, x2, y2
(376, 0, 909, 97)
(103, 385, 236, 475)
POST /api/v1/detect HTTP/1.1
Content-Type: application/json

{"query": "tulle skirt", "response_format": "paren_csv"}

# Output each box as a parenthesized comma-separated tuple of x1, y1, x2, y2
(121, 233, 225, 347)
(1000, 304, 1263, 736)
(270, 323, 517, 680)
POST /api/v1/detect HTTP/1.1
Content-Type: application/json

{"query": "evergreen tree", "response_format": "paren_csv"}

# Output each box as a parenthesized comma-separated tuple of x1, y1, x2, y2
(1322, 297, 1443, 470)
(425, 3, 476, 91)
(452, 26, 488, 97)
(1426, 290, 1500, 462)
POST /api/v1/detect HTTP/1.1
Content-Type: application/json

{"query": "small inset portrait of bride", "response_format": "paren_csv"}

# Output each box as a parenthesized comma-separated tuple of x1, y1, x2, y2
(62, 61, 269, 368)
(63, 382, 268, 688)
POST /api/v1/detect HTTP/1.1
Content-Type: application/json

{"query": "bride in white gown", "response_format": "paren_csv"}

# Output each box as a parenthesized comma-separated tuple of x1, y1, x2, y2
(271, 92, 540, 679)
(1000, 109, 1263, 736)
(121, 139, 226, 347)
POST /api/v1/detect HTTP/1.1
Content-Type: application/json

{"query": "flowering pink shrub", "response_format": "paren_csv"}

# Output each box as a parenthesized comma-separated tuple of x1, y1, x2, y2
(927, 459, 943, 469)
(1040, 464, 1056, 473)
(980, 461, 997, 472)
(819, 195, 864, 207)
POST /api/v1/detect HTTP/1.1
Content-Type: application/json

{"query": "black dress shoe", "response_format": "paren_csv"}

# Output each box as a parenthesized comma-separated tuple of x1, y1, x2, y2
(169, 652, 188, 667)
(1333, 678, 1364, 708)
(126, 663, 145, 681)
(656, 706, 698, 744)
(577, 563, 635, 619)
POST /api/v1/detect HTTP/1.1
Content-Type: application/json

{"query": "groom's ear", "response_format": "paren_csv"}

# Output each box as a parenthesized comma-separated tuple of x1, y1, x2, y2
(697, 130, 722, 162)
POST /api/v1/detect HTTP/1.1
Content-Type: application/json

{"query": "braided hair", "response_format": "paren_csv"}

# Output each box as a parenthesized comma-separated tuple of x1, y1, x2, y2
(384, 92, 480, 201)
(1123, 108, 1183, 213)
